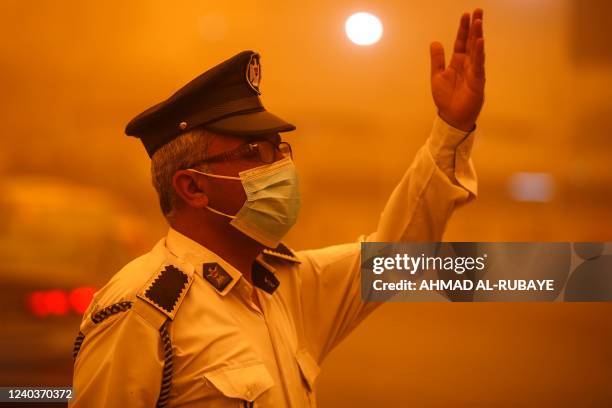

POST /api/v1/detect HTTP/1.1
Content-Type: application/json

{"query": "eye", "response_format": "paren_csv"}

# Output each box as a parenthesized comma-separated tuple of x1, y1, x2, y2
(236, 144, 260, 162)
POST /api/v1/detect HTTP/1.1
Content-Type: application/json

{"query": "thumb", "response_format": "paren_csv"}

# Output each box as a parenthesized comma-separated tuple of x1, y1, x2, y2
(430, 42, 445, 77)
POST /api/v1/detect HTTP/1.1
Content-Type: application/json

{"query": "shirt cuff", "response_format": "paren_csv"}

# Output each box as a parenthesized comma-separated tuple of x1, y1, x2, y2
(428, 115, 474, 156)
(426, 115, 478, 196)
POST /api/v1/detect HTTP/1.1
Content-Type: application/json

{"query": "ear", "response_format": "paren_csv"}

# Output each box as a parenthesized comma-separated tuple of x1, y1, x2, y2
(172, 170, 209, 210)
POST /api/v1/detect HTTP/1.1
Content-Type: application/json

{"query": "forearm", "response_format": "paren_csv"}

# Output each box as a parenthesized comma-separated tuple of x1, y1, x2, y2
(372, 115, 477, 242)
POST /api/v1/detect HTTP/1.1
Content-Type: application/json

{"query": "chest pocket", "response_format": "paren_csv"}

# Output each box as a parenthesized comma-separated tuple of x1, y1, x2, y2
(203, 362, 274, 407)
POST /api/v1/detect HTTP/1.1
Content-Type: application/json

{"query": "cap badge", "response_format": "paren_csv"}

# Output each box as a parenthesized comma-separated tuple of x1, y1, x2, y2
(246, 54, 261, 94)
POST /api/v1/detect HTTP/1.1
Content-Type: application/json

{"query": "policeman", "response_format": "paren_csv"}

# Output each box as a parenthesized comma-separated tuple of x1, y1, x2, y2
(71, 9, 485, 407)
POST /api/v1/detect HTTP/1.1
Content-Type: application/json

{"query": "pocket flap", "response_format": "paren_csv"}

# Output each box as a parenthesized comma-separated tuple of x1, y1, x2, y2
(203, 362, 274, 402)
(295, 349, 320, 391)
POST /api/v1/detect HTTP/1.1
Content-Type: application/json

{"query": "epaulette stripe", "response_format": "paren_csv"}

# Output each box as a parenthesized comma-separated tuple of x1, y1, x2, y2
(156, 320, 173, 408)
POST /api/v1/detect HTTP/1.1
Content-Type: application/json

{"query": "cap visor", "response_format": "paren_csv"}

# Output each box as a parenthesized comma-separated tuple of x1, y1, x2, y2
(204, 110, 296, 136)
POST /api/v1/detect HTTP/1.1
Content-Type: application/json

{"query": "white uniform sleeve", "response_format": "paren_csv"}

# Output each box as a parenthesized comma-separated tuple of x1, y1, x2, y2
(297, 116, 478, 363)
(70, 309, 164, 407)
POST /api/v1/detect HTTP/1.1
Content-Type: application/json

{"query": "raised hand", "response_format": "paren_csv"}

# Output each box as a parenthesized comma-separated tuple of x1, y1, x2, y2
(430, 9, 485, 132)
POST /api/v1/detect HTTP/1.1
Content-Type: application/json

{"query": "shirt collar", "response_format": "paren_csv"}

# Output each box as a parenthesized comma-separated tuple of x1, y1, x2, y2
(165, 228, 242, 296)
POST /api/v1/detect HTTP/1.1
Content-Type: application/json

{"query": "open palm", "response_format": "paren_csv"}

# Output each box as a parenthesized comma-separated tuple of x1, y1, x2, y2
(430, 9, 485, 132)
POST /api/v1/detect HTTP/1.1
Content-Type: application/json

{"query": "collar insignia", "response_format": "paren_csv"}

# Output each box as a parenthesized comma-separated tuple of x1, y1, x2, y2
(252, 261, 280, 294)
(203, 262, 233, 292)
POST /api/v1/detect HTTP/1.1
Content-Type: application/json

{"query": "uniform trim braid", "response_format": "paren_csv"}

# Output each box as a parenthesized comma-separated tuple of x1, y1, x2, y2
(156, 319, 173, 408)
(72, 301, 133, 361)
(72, 332, 85, 360)
(91, 300, 133, 324)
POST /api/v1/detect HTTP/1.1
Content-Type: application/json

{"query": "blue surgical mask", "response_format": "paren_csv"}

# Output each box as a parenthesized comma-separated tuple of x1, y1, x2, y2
(188, 157, 301, 248)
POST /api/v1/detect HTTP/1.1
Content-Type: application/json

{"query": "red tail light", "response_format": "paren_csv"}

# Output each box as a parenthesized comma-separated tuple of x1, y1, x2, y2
(27, 287, 96, 316)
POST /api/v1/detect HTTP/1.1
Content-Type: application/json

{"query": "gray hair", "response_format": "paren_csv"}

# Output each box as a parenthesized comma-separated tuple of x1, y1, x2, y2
(150, 127, 212, 220)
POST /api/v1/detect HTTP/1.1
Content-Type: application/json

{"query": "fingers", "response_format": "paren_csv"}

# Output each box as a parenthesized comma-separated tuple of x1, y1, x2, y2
(470, 19, 484, 66)
(466, 8, 484, 55)
(430, 42, 445, 76)
(432, 9, 485, 76)
(473, 38, 485, 79)
(453, 13, 470, 54)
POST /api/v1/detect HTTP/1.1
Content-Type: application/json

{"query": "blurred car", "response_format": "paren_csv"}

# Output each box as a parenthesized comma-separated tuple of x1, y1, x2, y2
(0, 176, 150, 386)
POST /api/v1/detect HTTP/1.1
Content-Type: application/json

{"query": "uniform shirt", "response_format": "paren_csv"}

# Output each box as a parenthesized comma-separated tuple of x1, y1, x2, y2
(70, 116, 477, 407)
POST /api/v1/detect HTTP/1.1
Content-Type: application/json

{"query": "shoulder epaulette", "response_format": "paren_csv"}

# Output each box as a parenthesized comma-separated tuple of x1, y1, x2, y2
(137, 264, 194, 320)
(263, 243, 301, 264)
(73, 255, 187, 408)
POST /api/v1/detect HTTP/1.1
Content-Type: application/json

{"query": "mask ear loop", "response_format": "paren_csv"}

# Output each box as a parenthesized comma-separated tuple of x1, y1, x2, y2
(186, 168, 240, 219)
(206, 205, 236, 219)
(187, 168, 241, 180)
